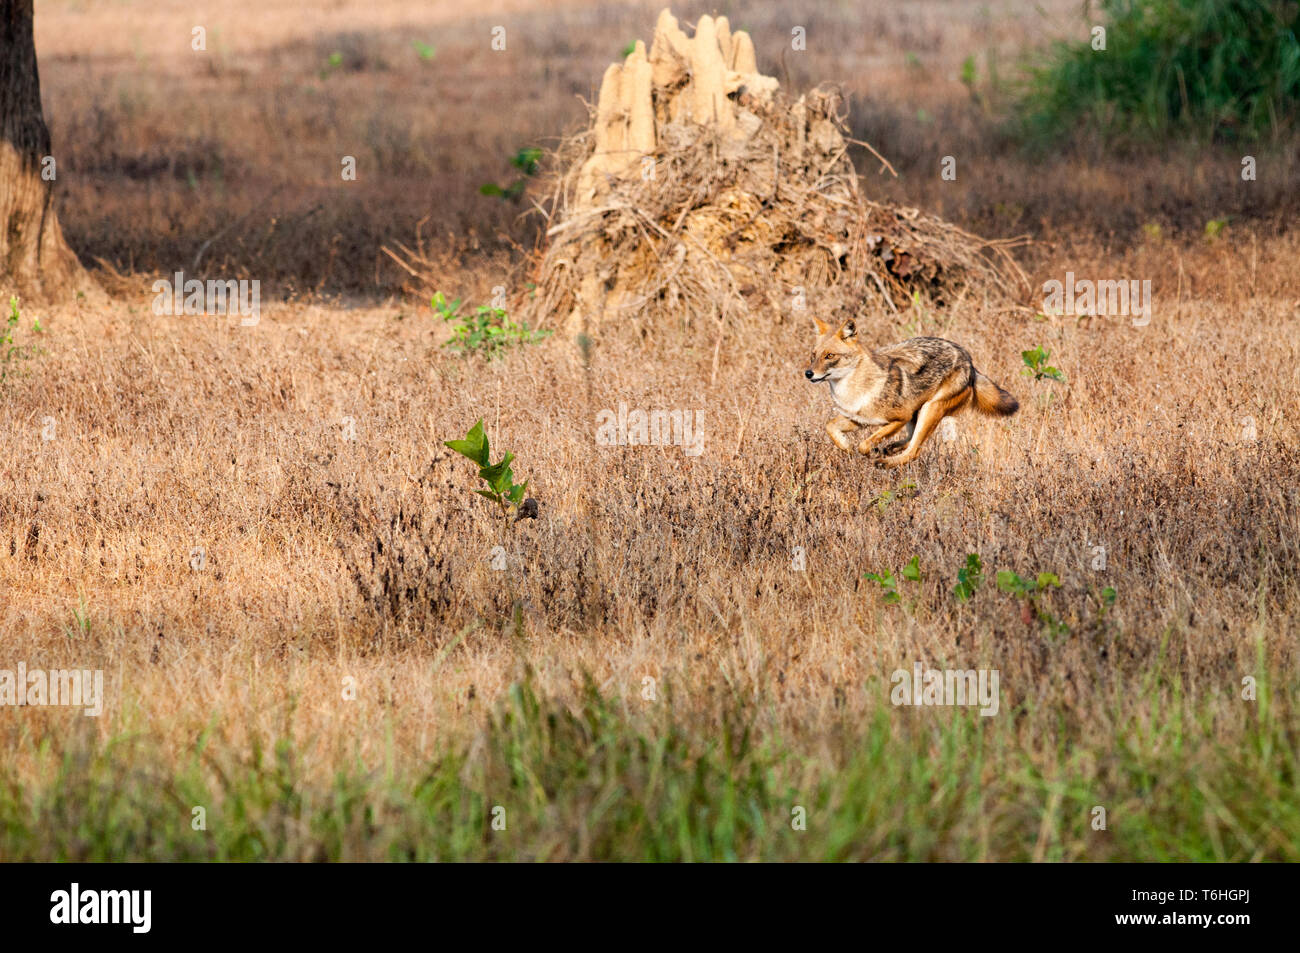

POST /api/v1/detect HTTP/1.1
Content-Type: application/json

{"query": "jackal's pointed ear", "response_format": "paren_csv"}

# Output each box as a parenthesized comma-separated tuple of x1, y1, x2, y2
(812, 316, 830, 336)
(839, 318, 856, 340)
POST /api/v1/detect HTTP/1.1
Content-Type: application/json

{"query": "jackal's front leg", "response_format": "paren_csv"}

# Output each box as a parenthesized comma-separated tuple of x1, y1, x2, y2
(825, 415, 860, 452)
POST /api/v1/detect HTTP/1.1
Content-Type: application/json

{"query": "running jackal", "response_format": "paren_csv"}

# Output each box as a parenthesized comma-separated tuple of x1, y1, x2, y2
(804, 317, 1018, 467)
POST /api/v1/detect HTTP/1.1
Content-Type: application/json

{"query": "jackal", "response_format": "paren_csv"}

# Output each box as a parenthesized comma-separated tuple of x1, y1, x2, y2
(804, 317, 1018, 467)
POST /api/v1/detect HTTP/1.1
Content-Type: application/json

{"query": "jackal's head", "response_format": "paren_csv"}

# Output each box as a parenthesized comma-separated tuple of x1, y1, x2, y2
(805, 317, 863, 383)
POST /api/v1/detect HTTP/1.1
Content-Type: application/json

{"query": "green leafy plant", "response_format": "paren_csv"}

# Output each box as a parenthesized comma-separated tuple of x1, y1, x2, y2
(864, 556, 922, 605)
(511, 148, 542, 176)
(996, 569, 1060, 598)
(1204, 217, 1229, 241)
(2, 296, 39, 383)
(480, 147, 543, 201)
(961, 53, 988, 112)
(870, 480, 918, 513)
(953, 553, 984, 602)
(478, 181, 526, 200)
(319, 50, 343, 78)
(863, 568, 900, 603)
(996, 569, 1069, 637)
(2, 297, 18, 360)
(620, 41, 637, 58)
(1021, 345, 1065, 382)
(432, 291, 549, 358)
(445, 418, 529, 517)
(445, 419, 537, 636)
(413, 40, 436, 61)
(1089, 585, 1119, 629)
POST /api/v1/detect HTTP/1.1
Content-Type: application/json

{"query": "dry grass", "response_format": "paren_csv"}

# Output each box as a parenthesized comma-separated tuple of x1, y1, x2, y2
(1, 0, 1298, 859)
(5, 233, 1298, 768)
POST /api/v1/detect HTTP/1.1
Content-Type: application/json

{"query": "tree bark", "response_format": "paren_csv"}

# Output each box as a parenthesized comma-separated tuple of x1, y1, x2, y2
(1, 0, 88, 300)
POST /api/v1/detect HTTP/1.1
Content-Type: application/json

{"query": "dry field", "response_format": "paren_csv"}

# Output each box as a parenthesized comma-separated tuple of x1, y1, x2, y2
(0, 0, 1297, 860)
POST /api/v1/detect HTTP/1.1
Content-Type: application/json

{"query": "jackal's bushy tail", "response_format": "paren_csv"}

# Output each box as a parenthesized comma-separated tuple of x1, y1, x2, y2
(973, 372, 1019, 416)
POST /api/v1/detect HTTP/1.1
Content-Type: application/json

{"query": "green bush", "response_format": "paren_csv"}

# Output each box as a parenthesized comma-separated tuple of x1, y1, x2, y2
(1017, 0, 1300, 144)
(1, 670, 1297, 861)
(432, 291, 549, 358)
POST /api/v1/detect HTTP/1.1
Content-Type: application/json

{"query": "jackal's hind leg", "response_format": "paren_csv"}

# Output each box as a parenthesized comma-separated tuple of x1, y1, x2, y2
(881, 386, 969, 468)
(877, 417, 916, 456)
(856, 419, 906, 455)
(825, 415, 861, 452)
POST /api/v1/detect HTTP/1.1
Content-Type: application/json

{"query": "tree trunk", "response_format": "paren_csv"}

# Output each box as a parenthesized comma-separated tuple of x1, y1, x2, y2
(1, 0, 88, 300)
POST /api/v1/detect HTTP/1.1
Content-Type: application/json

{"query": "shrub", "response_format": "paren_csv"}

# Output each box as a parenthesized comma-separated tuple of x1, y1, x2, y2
(1017, 0, 1300, 144)
(432, 292, 549, 358)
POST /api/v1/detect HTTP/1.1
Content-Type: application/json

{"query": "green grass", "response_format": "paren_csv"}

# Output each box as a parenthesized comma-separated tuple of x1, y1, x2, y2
(1, 669, 1296, 861)
(1016, 0, 1300, 145)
